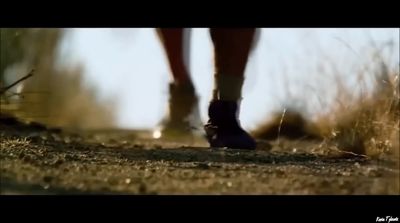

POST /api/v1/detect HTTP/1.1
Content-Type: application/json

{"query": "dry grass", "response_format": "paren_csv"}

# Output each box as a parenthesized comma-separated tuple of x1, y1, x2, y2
(253, 45, 399, 161)
(315, 64, 399, 158)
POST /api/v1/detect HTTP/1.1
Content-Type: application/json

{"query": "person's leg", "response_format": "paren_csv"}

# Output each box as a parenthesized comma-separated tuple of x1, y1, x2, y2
(156, 28, 193, 86)
(156, 28, 199, 137)
(205, 28, 257, 149)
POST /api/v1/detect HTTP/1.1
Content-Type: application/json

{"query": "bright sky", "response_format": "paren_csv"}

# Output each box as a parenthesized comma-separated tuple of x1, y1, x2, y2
(58, 28, 399, 131)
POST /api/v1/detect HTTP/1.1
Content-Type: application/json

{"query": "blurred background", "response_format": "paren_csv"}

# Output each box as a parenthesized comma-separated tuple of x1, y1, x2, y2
(1, 28, 398, 133)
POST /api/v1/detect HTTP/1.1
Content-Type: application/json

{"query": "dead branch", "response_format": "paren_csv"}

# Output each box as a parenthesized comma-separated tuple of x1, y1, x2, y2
(0, 69, 35, 95)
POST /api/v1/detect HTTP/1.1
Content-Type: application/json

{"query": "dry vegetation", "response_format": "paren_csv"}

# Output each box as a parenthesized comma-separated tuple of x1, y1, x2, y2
(315, 64, 399, 158)
(253, 43, 399, 162)
(0, 28, 115, 130)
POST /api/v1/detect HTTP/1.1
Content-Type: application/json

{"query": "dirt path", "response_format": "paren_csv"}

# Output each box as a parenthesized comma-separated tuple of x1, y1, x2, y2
(1, 121, 399, 195)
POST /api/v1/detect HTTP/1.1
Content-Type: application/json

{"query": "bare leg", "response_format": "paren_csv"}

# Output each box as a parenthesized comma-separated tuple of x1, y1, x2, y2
(210, 28, 255, 101)
(157, 28, 193, 86)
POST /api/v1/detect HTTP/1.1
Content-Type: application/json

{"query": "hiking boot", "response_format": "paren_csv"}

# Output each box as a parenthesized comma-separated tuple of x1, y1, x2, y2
(204, 100, 256, 150)
(159, 83, 201, 138)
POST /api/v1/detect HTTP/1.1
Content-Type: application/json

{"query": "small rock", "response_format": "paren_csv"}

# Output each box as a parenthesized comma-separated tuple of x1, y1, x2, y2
(53, 158, 64, 167)
(366, 168, 382, 177)
(43, 176, 53, 183)
(125, 178, 131, 184)
(64, 137, 71, 144)
(51, 133, 62, 141)
(275, 169, 285, 176)
(197, 162, 210, 169)
(138, 183, 147, 194)
(342, 171, 351, 176)
(22, 155, 32, 162)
